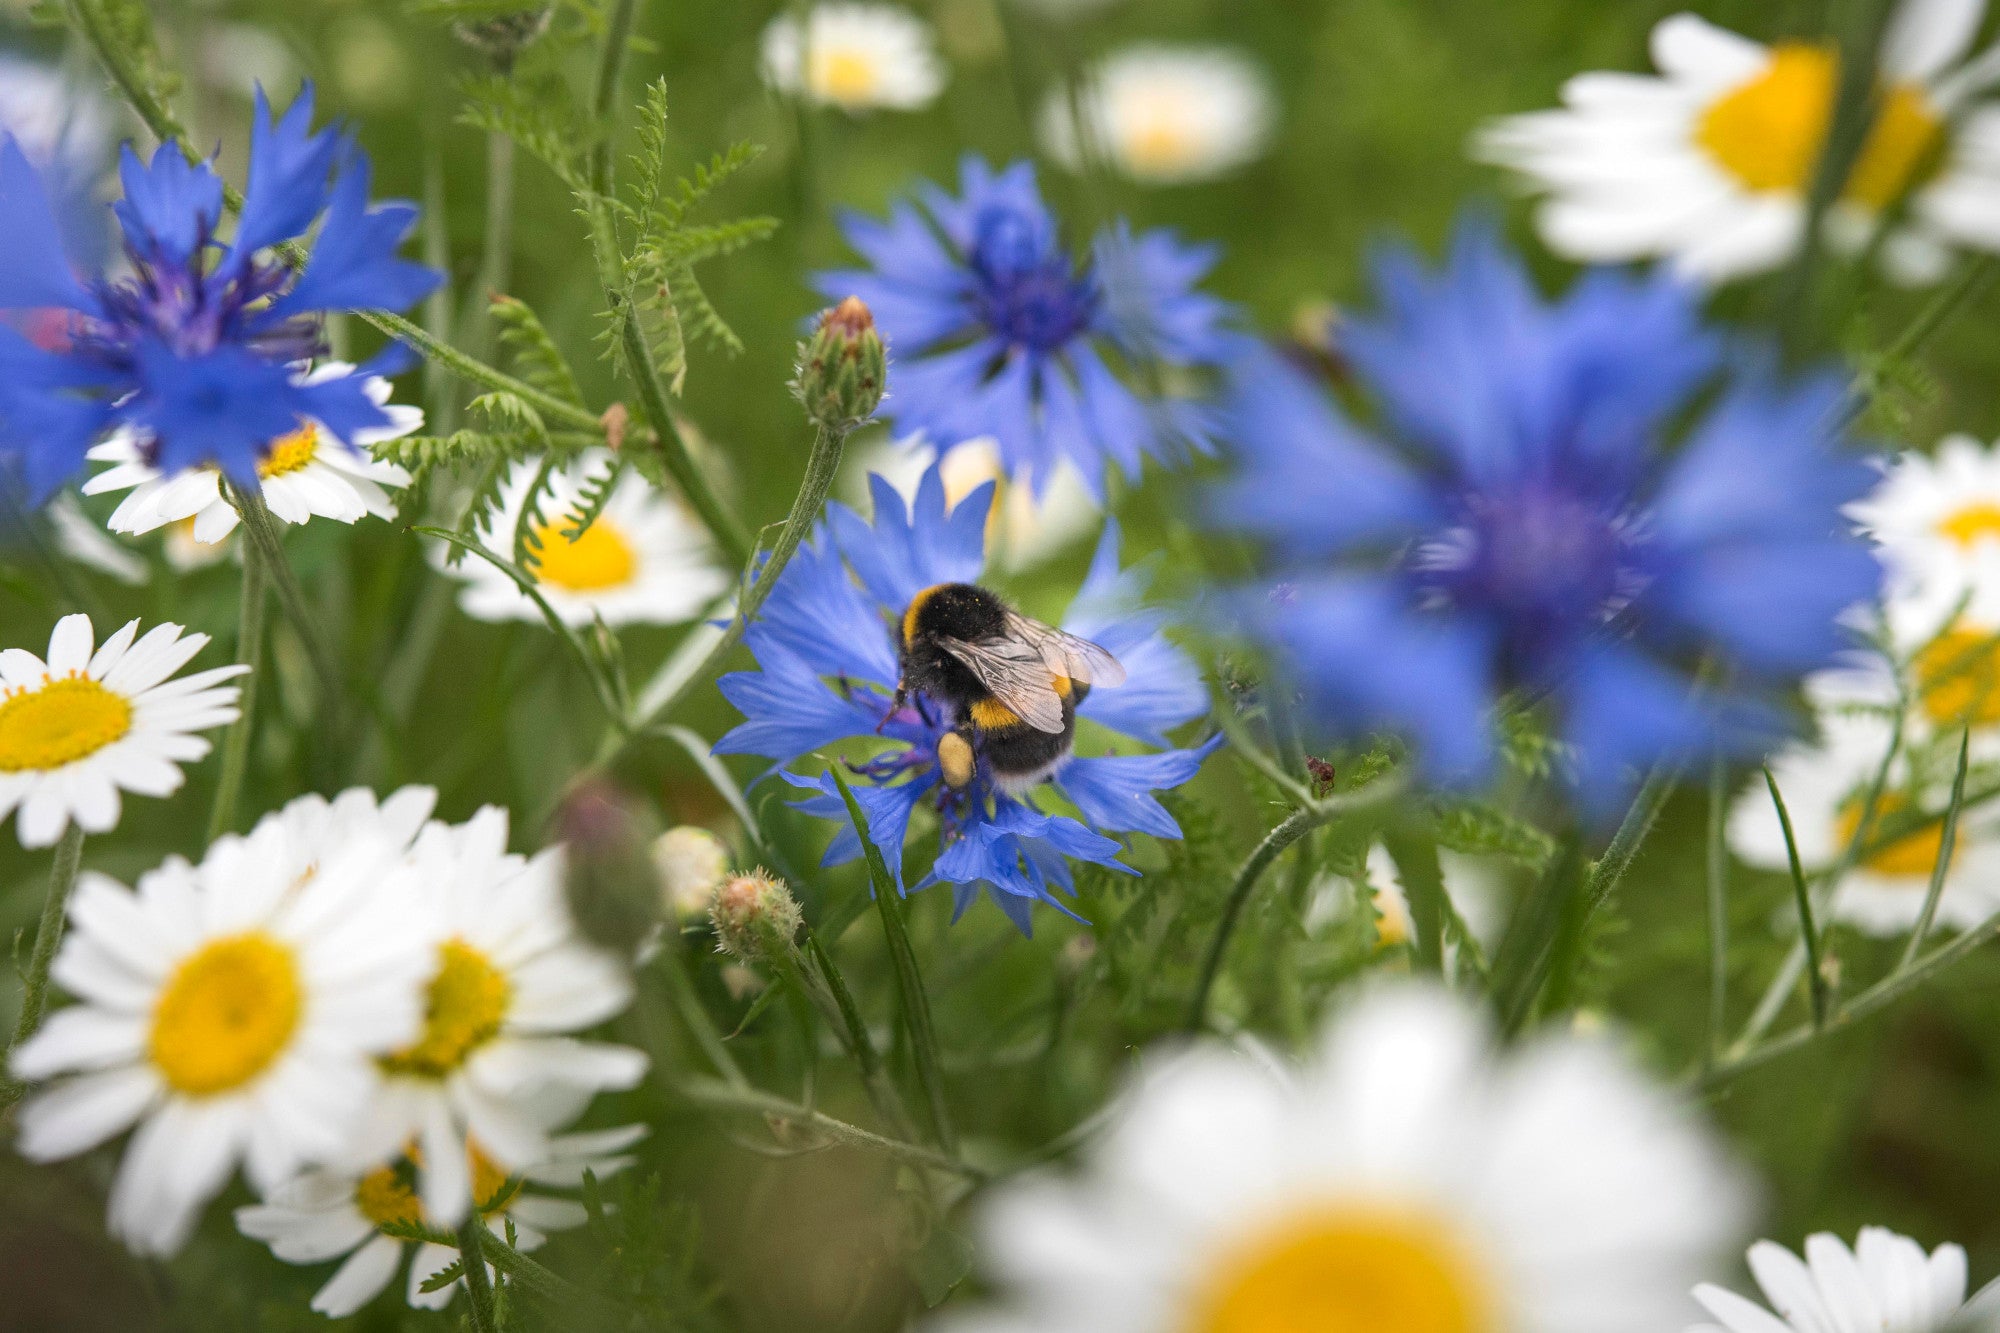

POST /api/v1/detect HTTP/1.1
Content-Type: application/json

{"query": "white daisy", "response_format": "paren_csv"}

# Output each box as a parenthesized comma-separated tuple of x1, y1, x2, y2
(865, 437, 1101, 571)
(1729, 668, 2000, 935)
(1042, 46, 1276, 185)
(1850, 436, 2000, 603)
(237, 1124, 644, 1318)
(82, 362, 420, 546)
(1479, 1, 2000, 283)
(345, 805, 647, 1227)
(1689, 1226, 2000, 1333)
(937, 983, 1747, 1333)
(440, 450, 728, 629)
(760, 4, 946, 114)
(49, 495, 147, 586)
(0, 614, 248, 848)
(7, 831, 432, 1256)
(247, 785, 439, 887)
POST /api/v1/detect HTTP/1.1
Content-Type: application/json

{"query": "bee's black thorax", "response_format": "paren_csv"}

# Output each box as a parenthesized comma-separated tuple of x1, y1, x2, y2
(898, 583, 1009, 704)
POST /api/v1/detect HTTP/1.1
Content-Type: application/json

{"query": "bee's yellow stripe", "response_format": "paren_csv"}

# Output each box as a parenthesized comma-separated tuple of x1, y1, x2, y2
(970, 698, 1021, 730)
(902, 584, 946, 646)
(1053, 674, 1072, 699)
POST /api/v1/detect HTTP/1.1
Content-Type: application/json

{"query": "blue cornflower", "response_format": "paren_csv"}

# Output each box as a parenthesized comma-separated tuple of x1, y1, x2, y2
(714, 464, 1219, 933)
(0, 85, 440, 501)
(1211, 222, 1882, 809)
(813, 156, 1235, 500)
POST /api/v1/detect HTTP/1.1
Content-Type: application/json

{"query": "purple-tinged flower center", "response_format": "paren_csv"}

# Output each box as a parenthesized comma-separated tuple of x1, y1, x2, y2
(848, 685, 995, 838)
(75, 241, 322, 373)
(1410, 485, 1650, 652)
(968, 204, 1099, 354)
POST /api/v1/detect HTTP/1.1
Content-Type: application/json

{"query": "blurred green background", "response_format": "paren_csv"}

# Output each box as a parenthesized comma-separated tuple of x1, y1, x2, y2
(6, 0, 2000, 1328)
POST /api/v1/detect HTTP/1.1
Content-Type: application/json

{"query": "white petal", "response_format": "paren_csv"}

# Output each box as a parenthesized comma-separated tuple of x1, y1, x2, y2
(313, 1234, 405, 1318)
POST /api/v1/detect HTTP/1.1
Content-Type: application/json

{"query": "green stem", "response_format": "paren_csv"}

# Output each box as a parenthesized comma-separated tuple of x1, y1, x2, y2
(1706, 757, 1730, 1062)
(1, 825, 86, 1110)
(1901, 727, 1971, 968)
(64, 0, 187, 146)
(361, 312, 606, 434)
(661, 945, 748, 1088)
(1184, 773, 1409, 1033)
(613, 304, 753, 566)
(1381, 826, 1446, 975)
(674, 1076, 983, 1179)
(590, 0, 641, 190)
(1847, 258, 1999, 423)
(1208, 682, 1315, 807)
(803, 929, 915, 1138)
(457, 1216, 497, 1333)
(1766, 766, 1831, 1029)
(611, 420, 851, 764)
(205, 545, 266, 842)
(228, 484, 345, 712)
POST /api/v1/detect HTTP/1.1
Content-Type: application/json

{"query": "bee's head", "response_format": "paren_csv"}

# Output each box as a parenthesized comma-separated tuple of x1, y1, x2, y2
(898, 582, 1008, 699)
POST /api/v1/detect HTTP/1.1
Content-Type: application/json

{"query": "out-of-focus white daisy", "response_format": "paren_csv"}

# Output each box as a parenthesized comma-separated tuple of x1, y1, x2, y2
(1689, 1226, 2000, 1333)
(0, 614, 247, 848)
(345, 806, 647, 1227)
(0, 52, 113, 173)
(1307, 844, 1505, 958)
(1729, 667, 2000, 935)
(863, 437, 1100, 571)
(760, 4, 946, 114)
(237, 1124, 644, 1318)
(82, 362, 420, 546)
(8, 833, 432, 1256)
(441, 451, 727, 629)
(1851, 436, 2000, 610)
(48, 495, 147, 586)
(250, 785, 439, 887)
(1479, 2, 2000, 283)
(937, 983, 1747, 1333)
(1042, 46, 1276, 185)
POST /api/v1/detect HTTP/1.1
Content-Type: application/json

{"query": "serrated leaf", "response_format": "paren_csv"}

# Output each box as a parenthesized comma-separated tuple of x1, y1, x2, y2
(1431, 799, 1557, 870)
(491, 295, 587, 408)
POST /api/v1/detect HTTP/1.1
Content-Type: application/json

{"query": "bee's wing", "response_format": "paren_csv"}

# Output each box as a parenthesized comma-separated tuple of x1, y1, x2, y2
(937, 636, 1069, 733)
(1004, 610, 1127, 689)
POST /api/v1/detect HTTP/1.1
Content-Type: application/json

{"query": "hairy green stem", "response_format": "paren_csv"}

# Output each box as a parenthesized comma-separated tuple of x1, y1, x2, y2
(205, 547, 267, 842)
(591, 0, 642, 190)
(361, 312, 605, 433)
(228, 484, 346, 712)
(611, 420, 851, 765)
(1, 825, 86, 1110)
(457, 1216, 497, 1333)
(675, 1076, 983, 1179)
(613, 305, 753, 565)
(1185, 773, 1410, 1032)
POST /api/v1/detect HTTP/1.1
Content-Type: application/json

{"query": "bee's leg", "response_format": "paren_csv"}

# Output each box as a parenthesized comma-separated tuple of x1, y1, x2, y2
(875, 683, 907, 734)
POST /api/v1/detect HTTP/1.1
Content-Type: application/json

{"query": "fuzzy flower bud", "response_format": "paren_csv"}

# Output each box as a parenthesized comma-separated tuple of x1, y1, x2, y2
(452, 7, 554, 68)
(652, 826, 732, 923)
(793, 296, 886, 432)
(556, 776, 662, 953)
(709, 870, 803, 962)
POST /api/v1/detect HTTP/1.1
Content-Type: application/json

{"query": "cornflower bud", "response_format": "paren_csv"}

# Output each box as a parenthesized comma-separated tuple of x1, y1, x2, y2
(652, 825, 732, 923)
(452, 8, 553, 68)
(555, 776, 662, 953)
(793, 296, 887, 432)
(709, 870, 803, 963)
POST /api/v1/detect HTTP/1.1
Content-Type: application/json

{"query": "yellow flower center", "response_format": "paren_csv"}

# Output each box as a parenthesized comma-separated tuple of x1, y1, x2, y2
(813, 49, 881, 105)
(354, 1140, 520, 1230)
(149, 934, 302, 1096)
(381, 940, 511, 1078)
(1836, 789, 1953, 879)
(258, 423, 320, 480)
(1191, 1206, 1493, 1333)
(1915, 628, 2000, 727)
(1696, 43, 1944, 209)
(1937, 501, 2000, 548)
(0, 675, 134, 774)
(1125, 104, 1203, 175)
(1371, 887, 1412, 948)
(530, 517, 638, 593)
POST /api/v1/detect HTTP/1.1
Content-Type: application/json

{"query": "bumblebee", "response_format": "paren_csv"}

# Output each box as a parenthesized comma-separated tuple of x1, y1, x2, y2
(893, 582, 1126, 796)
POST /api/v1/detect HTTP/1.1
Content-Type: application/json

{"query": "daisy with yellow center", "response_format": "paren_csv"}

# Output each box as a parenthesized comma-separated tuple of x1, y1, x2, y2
(1729, 666, 2000, 936)
(343, 806, 646, 1227)
(6, 831, 433, 1256)
(760, 3, 945, 114)
(1305, 845, 1502, 966)
(1479, 1, 2000, 283)
(864, 437, 1102, 571)
(1690, 1226, 2000, 1333)
(0, 613, 247, 848)
(936, 984, 1746, 1333)
(1850, 435, 2000, 606)
(236, 1125, 644, 1318)
(441, 449, 728, 629)
(1042, 46, 1276, 185)
(81, 362, 421, 546)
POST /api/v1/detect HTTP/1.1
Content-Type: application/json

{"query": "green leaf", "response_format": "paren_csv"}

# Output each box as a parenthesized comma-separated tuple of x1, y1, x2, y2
(906, 1225, 976, 1308)
(490, 295, 588, 408)
(1430, 798, 1557, 870)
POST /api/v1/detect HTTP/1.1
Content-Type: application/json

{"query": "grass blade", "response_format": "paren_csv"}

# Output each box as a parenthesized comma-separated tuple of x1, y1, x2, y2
(1764, 766, 1830, 1029)
(1902, 727, 1971, 968)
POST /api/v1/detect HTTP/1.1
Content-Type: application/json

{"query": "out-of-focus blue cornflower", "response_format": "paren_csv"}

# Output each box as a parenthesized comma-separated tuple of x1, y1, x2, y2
(1211, 222, 1882, 809)
(813, 157, 1234, 501)
(714, 464, 1219, 933)
(0, 85, 441, 501)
